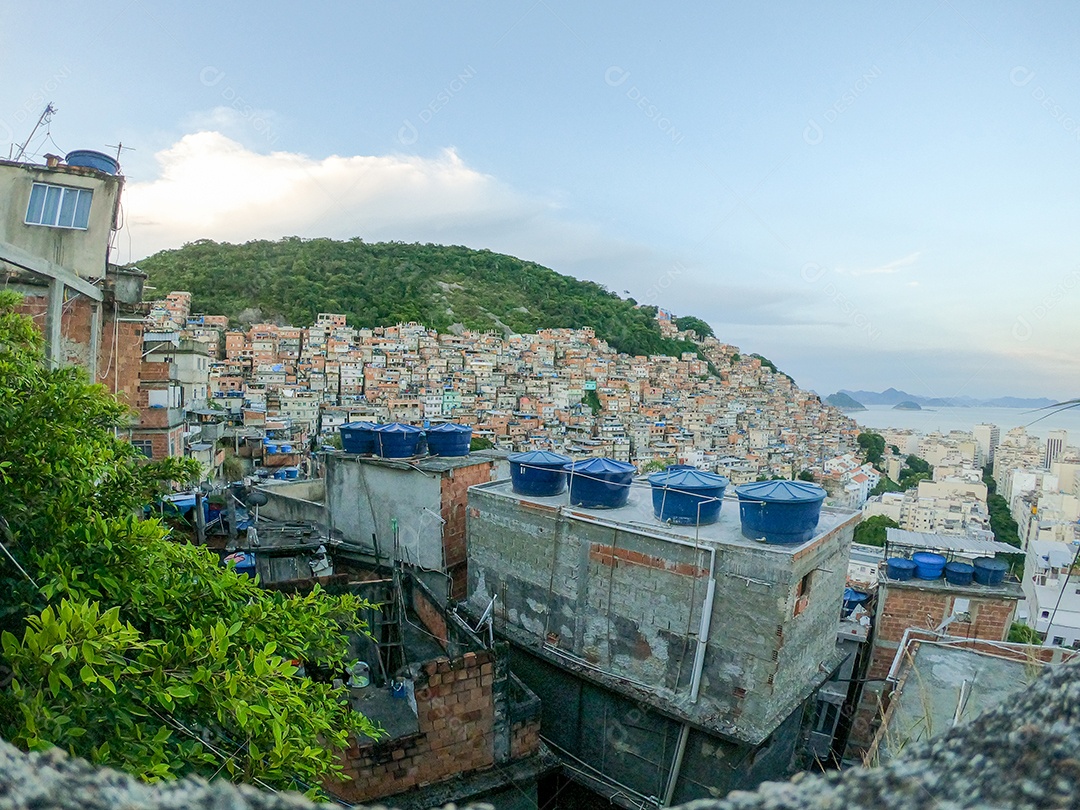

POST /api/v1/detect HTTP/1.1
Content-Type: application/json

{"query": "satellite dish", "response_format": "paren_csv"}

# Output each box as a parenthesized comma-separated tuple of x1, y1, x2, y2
(246, 490, 269, 507)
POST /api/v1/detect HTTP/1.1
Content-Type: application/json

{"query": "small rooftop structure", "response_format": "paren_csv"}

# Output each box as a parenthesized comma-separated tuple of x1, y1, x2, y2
(884, 527, 1019, 557)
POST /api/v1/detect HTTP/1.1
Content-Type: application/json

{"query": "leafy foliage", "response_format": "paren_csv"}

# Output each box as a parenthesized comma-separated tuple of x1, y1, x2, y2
(1008, 621, 1042, 644)
(0, 291, 378, 792)
(982, 465, 1024, 576)
(673, 315, 714, 338)
(137, 238, 707, 360)
(583, 388, 602, 415)
(854, 515, 899, 547)
(857, 432, 886, 466)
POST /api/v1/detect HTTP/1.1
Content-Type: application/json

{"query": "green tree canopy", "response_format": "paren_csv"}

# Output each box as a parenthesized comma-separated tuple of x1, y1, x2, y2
(0, 292, 377, 794)
(857, 432, 886, 466)
(853, 515, 899, 547)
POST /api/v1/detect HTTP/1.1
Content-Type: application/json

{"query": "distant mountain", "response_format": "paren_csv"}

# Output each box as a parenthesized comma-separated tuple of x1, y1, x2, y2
(839, 389, 1056, 409)
(893, 401, 922, 411)
(825, 392, 867, 411)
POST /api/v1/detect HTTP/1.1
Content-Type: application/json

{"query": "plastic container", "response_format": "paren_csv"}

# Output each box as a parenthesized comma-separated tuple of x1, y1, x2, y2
(944, 561, 975, 586)
(886, 558, 917, 581)
(973, 556, 1009, 586)
(223, 551, 256, 579)
(564, 458, 637, 509)
(647, 467, 729, 525)
(373, 422, 424, 458)
(912, 551, 947, 580)
(65, 149, 120, 175)
(283, 466, 299, 480)
(264, 442, 278, 454)
(425, 423, 472, 456)
(340, 421, 378, 454)
(842, 587, 869, 616)
(734, 480, 827, 544)
(508, 450, 572, 496)
(278, 444, 293, 454)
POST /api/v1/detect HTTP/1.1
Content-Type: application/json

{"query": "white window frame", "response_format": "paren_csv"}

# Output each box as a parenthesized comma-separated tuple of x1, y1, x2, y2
(25, 182, 93, 230)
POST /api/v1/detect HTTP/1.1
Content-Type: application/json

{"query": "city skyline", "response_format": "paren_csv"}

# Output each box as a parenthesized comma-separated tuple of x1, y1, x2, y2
(3, 2, 1078, 398)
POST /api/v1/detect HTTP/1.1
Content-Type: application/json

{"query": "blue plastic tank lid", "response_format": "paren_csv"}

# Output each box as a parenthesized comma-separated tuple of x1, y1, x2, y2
(427, 422, 471, 433)
(843, 587, 868, 601)
(734, 480, 826, 502)
(563, 457, 637, 474)
(341, 421, 377, 429)
(648, 468, 730, 489)
(372, 422, 423, 433)
(973, 556, 1010, 570)
(509, 450, 572, 464)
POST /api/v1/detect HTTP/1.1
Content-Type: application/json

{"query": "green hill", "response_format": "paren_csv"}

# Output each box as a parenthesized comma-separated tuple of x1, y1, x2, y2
(136, 238, 705, 359)
(825, 391, 867, 411)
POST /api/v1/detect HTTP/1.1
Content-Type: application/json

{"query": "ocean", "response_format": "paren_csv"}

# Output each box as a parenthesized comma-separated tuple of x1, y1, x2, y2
(850, 404, 1080, 442)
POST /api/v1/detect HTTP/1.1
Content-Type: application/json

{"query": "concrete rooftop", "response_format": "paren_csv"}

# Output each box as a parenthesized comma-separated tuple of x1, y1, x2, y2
(472, 477, 858, 555)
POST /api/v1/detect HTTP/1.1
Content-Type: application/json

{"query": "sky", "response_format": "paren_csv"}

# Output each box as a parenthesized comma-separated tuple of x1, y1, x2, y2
(2, 1, 1079, 400)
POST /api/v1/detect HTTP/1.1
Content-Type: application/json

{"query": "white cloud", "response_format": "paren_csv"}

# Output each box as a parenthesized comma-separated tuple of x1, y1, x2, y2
(836, 250, 922, 278)
(123, 131, 549, 258)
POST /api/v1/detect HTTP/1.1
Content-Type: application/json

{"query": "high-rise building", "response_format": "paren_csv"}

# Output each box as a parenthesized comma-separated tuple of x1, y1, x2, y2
(974, 423, 1000, 465)
(1045, 430, 1068, 469)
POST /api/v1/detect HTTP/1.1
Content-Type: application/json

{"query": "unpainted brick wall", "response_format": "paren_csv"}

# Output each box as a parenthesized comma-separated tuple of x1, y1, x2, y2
(336, 649, 519, 803)
(440, 462, 492, 600)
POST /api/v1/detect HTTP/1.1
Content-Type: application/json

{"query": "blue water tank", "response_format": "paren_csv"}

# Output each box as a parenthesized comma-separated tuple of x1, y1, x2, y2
(278, 444, 293, 454)
(647, 467, 729, 525)
(842, 587, 869, 616)
(564, 458, 636, 509)
(223, 551, 256, 579)
(912, 551, 946, 580)
(945, 561, 974, 586)
(340, 421, 378, 454)
(65, 149, 120, 175)
(283, 466, 299, 480)
(508, 450, 572, 496)
(886, 558, 917, 580)
(973, 556, 1009, 586)
(272, 470, 287, 480)
(264, 442, 278, 454)
(734, 480, 827, 544)
(426, 423, 472, 457)
(373, 423, 424, 458)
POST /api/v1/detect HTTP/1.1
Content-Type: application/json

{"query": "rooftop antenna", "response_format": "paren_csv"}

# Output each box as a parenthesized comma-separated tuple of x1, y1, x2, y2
(104, 141, 135, 166)
(14, 103, 57, 162)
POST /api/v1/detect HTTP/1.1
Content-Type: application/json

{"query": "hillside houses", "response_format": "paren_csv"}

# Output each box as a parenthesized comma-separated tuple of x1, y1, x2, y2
(144, 293, 860, 477)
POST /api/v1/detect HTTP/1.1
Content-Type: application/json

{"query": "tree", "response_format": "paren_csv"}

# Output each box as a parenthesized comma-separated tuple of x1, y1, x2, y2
(853, 515, 899, 547)
(469, 435, 494, 451)
(1008, 622, 1042, 645)
(857, 432, 886, 467)
(673, 316, 714, 338)
(0, 292, 378, 793)
(583, 388, 602, 415)
(797, 470, 816, 482)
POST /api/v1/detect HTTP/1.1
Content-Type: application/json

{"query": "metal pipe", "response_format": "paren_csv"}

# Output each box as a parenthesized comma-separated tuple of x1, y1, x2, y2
(661, 723, 691, 807)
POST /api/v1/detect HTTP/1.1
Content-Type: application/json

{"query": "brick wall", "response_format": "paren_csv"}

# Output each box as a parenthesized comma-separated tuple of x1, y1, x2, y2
(440, 461, 492, 600)
(510, 716, 540, 761)
(336, 650, 501, 803)
(868, 582, 1019, 681)
(16, 293, 143, 412)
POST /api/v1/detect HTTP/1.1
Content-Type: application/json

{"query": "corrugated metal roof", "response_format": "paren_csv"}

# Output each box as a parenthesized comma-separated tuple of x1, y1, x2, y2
(885, 528, 1018, 556)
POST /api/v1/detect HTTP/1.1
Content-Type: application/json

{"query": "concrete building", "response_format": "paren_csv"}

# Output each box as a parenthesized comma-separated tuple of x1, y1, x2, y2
(1045, 429, 1068, 469)
(973, 422, 1000, 465)
(466, 479, 859, 804)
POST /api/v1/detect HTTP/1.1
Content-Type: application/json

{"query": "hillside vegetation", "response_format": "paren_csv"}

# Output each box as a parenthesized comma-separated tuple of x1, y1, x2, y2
(137, 238, 705, 359)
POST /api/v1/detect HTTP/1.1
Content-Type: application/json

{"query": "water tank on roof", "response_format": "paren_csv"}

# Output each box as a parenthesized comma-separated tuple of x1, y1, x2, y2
(912, 551, 946, 580)
(886, 557, 916, 580)
(278, 443, 293, 454)
(564, 458, 636, 509)
(945, 561, 974, 586)
(973, 557, 1009, 586)
(426, 423, 472, 457)
(647, 467, 729, 525)
(734, 480, 826, 544)
(842, 587, 869, 616)
(340, 421, 378, 454)
(373, 423, 424, 458)
(509, 451, 571, 496)
(264, 442, 278, 454)
(65, 149, 119, 175)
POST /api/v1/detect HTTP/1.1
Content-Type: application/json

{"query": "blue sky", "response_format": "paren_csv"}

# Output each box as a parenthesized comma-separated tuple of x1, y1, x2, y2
(2, 1, 1079, 399)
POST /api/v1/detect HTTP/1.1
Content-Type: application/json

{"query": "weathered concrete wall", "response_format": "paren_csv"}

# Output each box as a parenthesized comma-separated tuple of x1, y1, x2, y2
(326, 456, 443, 569)
(0, 161, 122, 279)
(467, 486, 855, 744)
(256, 480, 329, 527)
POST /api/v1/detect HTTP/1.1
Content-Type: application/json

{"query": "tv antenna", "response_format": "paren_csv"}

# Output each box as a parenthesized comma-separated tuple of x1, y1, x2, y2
(104, 141, 135, 165)
(13, 103, 57, 162)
